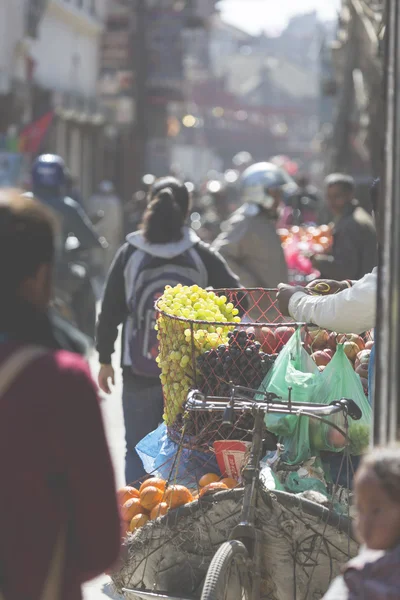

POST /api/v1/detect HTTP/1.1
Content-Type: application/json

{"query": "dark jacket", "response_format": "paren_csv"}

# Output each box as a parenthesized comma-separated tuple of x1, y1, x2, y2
(28, 190, 103, 252)
(314, 202, 377, 281)
(0, 304, 121, 600)
(96, 228, 241, 367)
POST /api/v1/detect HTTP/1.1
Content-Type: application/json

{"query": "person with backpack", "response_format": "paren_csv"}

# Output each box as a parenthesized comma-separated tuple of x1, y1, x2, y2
(96, 176, 242, 484)
(0, 190, 120, 600)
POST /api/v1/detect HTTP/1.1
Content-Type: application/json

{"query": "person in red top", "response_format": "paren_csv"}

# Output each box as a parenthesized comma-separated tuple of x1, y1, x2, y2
(0, 190, 121, 600)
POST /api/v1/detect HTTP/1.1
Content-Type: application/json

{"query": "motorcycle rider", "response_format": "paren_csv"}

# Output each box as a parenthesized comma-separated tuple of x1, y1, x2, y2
(30, 154, 105, 254)
(213, 162, 294, 321)
(29, 154, 105, 337)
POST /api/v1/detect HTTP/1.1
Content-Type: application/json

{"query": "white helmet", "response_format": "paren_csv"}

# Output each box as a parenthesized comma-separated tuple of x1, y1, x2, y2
(241, 162, 297, 208)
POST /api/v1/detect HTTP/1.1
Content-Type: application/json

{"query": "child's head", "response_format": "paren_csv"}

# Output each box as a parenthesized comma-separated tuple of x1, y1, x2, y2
(354, 445, 400, 550)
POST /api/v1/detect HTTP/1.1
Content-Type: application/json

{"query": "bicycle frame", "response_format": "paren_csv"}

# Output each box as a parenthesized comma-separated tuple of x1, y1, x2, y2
(186, 387, 361, 600)
(228, 405, 265, 600)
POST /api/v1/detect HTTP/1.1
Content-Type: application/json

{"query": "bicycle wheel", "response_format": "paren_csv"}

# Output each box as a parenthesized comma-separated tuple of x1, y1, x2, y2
(201, 540, 252, 600)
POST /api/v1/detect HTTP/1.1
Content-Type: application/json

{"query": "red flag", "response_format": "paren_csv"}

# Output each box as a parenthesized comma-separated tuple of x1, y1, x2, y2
(19, 111, 54, 154)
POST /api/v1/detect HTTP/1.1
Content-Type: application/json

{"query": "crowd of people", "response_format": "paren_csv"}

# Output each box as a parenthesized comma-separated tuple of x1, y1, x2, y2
(0, 148, 397, 600)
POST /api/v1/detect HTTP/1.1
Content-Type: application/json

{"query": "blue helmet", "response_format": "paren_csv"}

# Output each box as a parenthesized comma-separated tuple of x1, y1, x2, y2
(31, 154, 66, 188)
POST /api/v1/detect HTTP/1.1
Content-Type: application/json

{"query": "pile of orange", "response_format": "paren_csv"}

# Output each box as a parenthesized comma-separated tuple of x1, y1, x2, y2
(198, 473, 239, 497)
(118, 474, 239, 539)
(118, 478, 195, 537)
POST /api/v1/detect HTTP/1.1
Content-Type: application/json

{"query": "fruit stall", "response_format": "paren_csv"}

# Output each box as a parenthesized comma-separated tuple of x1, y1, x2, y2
(111, 285, 372, 600)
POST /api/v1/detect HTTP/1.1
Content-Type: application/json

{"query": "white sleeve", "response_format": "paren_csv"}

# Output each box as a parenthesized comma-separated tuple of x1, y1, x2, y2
(288, 269, 377, 334)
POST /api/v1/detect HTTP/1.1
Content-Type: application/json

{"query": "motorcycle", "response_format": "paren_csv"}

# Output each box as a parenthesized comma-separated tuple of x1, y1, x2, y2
(53, 234, 98, 341)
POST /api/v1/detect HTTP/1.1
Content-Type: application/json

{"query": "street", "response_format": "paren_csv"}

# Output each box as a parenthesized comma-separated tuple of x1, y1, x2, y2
(83, 345, 125, 600)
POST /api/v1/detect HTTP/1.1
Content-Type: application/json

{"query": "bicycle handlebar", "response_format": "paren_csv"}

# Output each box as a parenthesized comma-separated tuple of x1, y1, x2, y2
(186, 390, 362, 421)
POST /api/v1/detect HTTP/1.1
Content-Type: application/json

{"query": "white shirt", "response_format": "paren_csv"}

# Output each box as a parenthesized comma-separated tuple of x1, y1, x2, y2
(288, 268, 377, 334)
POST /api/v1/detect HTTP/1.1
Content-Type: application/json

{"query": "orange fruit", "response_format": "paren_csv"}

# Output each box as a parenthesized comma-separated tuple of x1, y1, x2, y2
(139, 478, 166, 493)
(129, 513, 149, 532)
(121, 497, 145, 521)
(150, 502, 169, 520)
(121, 520, 130, 539)
(220, 477, 239, 489)
(165, 485, 193, 509)
(140, 486, 164, 511)
(199, 482, 228, 497)
(117, 486, 140, 506)
(199, 473, 220, 487)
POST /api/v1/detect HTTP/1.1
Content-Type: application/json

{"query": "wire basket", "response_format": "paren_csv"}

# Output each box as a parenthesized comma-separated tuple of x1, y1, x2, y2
(156, 287, 373, 451)
(156, 288, 300, 448)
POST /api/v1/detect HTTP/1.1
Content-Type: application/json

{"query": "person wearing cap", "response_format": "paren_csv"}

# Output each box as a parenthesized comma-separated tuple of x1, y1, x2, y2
(311, 173, 377, 281)
(88, 181, 124, 276)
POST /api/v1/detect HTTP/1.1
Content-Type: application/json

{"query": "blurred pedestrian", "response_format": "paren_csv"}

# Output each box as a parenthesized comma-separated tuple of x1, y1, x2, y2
(88, 181, 123, 277)
(311, 174, 377, 280)
(96, 176, 241, 484)
(0, 189, 120, 600)
(213, 162, 290, 321)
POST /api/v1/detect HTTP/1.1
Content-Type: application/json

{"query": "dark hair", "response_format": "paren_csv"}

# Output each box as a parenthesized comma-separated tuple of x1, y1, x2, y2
(141, 177, 190, 244)
(360, 445, 400, 503)
(0, 189, 56, 299)
(325, 173, 355, 195)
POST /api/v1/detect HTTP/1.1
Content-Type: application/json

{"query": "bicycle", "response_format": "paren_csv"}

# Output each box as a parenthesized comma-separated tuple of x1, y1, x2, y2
(185, 386, 363, 600)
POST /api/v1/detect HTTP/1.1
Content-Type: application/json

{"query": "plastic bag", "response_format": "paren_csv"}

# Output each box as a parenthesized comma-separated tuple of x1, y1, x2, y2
(257, 328, 320, 437)
(136, 423, 219, 489)
(255, 329, 321, 464)
(310, 344, 372, 455)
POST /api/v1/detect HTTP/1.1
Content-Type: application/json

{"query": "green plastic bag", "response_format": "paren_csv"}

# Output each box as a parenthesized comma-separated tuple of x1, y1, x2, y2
(257, 329, 320, 438)
(310, 344, 372, 455)
(255, 329, 321, 464)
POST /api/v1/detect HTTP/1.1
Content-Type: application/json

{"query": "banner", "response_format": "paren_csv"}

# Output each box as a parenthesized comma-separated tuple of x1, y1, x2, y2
(19, 111, 54, 154)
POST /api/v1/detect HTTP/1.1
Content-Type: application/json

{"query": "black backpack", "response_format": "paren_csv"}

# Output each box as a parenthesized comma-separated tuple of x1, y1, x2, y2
(127, 248, 208, 377)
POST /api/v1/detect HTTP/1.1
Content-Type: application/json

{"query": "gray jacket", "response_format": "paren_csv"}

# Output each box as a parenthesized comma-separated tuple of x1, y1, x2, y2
(213, 203, 288, 289)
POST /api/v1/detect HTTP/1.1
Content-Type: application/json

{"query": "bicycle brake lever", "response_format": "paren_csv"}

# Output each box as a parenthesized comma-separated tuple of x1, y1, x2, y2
(331, 398, 362, 421)
(222, 405, 235, 426)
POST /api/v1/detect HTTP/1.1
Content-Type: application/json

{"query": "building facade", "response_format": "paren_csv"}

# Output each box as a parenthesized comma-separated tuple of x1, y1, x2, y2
(30, 0, 108, 199)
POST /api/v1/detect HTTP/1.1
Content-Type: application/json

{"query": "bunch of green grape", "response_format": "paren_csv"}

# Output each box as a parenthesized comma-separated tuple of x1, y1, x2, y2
(156, 284, 241, 425)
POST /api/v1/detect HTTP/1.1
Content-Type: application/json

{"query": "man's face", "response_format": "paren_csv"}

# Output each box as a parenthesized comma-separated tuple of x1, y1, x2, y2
(326, 183, 352, 216)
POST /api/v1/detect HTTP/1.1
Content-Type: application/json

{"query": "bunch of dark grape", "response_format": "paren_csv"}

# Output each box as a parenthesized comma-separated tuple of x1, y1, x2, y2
(196, 329, 276, 397)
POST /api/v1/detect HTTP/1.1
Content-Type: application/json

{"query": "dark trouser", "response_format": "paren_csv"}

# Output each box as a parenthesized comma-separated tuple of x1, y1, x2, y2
(122, 369, 164, 485)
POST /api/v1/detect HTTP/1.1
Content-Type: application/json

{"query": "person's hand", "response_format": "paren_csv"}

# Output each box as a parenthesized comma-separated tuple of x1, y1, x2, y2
(277, 284, 306, 316)
(306, 279, 350, 295)
(98, 364, 115, 394)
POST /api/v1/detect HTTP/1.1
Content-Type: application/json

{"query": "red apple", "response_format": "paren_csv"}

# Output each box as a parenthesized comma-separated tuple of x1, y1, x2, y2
(343, 341, 360, 362)
(356, 363, 369, 379)
(256, 326, 277, 354)
(327, 332, 338, 353)
(328, 427, 346, 449)
(365, 341, 374, 350)
(275, 326, 295, 351)
(360, 376, 369, 395)
(355, 349, 371, 371)
(337, 333, 365, 352)
(311, 350, 331, 367)
(308, 328, 329, 351)
(324, 349, 333, 359)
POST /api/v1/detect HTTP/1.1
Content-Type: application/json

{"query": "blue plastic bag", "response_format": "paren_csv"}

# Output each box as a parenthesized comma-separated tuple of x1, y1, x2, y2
(136, 423, 219, 489)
